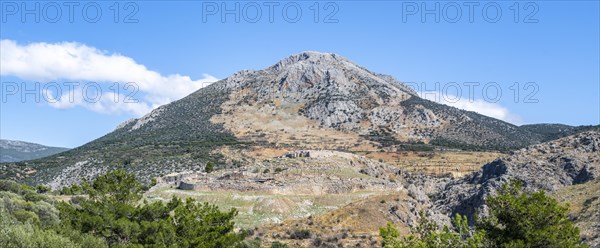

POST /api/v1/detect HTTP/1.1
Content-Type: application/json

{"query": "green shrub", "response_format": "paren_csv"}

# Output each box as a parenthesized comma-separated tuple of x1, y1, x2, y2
(271, 241, 289, 248)
(36, 185, 51, 194)
(290, 229, 311, 239)
(205, 161, 215, 173)
(12, 209, 40, 225)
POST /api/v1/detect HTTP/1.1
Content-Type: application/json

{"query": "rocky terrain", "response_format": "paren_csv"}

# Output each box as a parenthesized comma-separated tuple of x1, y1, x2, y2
(157, 150, 401, 195)
(144, 131, 600, 247)
(227, 131, 599, 247)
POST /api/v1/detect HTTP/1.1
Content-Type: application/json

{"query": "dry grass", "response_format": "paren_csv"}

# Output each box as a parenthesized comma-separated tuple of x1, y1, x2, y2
(146, 187, 383, 229)
(211, 91, 378, 151)
(553, 179, 600, 244)
(251, 194, 414, 247)
(357, 150, 502, 177)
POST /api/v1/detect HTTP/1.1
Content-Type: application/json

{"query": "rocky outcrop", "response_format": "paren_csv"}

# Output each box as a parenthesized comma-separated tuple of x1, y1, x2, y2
(281, 150, 311, 158)
(157, 171, 196, 186)
(433, 131, 600, 222)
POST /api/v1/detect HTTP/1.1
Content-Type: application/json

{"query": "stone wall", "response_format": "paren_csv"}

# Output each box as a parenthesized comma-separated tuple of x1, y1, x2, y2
(178, 180, 198, 190)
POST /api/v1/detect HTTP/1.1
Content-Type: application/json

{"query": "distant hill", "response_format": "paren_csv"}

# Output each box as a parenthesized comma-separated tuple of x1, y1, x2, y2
(0, 139, 69, 162)
(519, 123, 599, 142)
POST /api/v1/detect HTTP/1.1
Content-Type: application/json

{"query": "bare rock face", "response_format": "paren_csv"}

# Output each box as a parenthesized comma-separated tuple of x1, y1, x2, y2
(434, 131, 600, 221)
(473, 131, 599, 190)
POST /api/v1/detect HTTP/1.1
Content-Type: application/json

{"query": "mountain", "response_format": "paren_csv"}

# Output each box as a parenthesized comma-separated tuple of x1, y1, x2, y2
(2, 51, 594, 187)
(0, 139, 69, 163)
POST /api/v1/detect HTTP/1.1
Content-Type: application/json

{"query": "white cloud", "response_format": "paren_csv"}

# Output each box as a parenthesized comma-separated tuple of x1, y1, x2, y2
(1, 39, 218, 116)
(420, 91, 522, 125)
(41, 88, 154, 115)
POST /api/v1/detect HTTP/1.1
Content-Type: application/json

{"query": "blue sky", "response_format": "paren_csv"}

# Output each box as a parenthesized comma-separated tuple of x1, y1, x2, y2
(1, 1, 599, 148)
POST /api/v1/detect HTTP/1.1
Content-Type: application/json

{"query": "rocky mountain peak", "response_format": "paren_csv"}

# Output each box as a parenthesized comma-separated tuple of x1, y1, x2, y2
(263, 51, 402, 91)
(211, 51, 431, 136)
(268, 51, 344, 71)
(222, 51, 417, 97)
